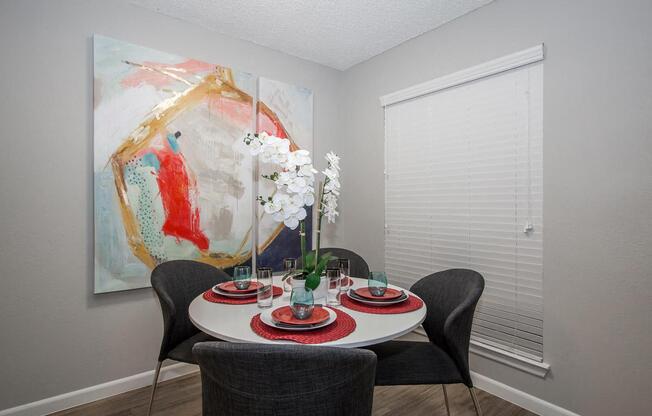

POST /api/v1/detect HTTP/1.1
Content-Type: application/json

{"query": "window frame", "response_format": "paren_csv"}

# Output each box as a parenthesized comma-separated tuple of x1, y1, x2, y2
(381, 45, 550, 378)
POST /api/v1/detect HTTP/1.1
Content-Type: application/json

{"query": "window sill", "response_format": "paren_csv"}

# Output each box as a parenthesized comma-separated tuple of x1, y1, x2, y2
(470, 340, 550, 378)
(412, 328, 550, 378)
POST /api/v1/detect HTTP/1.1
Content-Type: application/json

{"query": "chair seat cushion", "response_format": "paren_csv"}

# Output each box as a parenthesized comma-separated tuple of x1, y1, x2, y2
(168, 332, 219, 364)
(363, 340, 463, 386)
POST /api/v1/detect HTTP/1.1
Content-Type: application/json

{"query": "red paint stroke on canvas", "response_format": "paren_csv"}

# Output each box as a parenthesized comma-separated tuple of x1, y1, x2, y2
(208, 95, 252, 126)
(121, 59, 215, 88)
(152, 138, 209, 251)
(257, 109, 288, 139)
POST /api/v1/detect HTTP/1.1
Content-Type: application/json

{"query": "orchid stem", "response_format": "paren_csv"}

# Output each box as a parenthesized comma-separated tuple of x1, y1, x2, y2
(300, 220, 307, 272)
(314, 180, 325, 271)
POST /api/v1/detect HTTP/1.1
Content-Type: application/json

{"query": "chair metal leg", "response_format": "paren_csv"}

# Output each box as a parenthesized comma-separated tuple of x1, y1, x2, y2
(442, 385, 451, 416)
(469, 386, 483, 416)
(147, 361, 163, 416)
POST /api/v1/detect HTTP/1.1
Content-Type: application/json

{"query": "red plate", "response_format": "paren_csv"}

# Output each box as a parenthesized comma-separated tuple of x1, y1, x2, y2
(354, 287, 403, 300)
(217, 281, 261, 293)
(271, 306, 331, 326)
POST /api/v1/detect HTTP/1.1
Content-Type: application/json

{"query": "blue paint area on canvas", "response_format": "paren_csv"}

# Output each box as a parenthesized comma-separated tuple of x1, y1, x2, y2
(141, 152, 160, 171)
(257, 206, 313, 271)
(166, 133, 180, 153)
(94, 171, 149, 292)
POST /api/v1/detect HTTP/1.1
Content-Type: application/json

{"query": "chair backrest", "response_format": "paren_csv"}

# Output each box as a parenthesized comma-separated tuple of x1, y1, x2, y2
(193, 342, 377, 416)
(410, 269, 484, 386)
(298, 247, 370, 278)
(151, 260, 230, 362)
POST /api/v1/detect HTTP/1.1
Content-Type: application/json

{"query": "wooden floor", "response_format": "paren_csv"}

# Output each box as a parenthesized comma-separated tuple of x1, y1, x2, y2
(51, 372, 537, 416)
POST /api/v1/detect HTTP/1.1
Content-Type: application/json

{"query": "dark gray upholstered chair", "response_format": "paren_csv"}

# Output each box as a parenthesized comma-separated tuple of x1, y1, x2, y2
(193, 342, 377, 416)
(148, 260, 230, 415)
(297, 247, 370, 278)
(364, 269, 485, 416)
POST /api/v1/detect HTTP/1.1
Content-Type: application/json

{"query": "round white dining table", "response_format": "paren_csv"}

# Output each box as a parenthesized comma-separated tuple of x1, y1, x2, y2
(189, 276, 427, 348)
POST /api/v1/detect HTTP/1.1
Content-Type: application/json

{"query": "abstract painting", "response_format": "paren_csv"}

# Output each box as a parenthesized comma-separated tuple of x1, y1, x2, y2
(94, 36, 314, 293)
(93, 35, 256, 293)
(255, 78, 314, 270)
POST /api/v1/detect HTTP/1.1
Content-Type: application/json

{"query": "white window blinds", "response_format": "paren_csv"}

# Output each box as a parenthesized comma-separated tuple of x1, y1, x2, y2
(384, 60, 544, 362)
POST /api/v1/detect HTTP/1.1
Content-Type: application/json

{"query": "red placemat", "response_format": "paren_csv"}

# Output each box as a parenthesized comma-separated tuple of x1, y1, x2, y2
(341, 293, 424, 314)
(251, 308, 356, 344)
(202, 286, 283, 305)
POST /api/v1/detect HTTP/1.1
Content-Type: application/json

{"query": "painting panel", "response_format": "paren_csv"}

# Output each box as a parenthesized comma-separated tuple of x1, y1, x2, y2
(256, 78, 314, 270)
(93, 35, 255, 293)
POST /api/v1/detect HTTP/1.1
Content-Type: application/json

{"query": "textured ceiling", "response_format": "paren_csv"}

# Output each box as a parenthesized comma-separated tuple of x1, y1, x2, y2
(132, 0, 494, 70)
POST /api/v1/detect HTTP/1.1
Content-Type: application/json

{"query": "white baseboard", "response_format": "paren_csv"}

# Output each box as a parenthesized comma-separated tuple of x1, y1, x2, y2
(0, 362, 198, 416)
(411, 329, 578, 416)
(471, 371, 581, 416)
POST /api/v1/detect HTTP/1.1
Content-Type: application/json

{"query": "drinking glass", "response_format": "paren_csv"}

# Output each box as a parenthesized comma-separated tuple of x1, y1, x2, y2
(282, 258, 297, 292)
(368, 271, 388, 296)
(326, 267, 341, 306)
(256, 267, 273, 308)
(290, 287, 314, 320)
(338, 258, 350, 292)
(233, 266, 251, 290)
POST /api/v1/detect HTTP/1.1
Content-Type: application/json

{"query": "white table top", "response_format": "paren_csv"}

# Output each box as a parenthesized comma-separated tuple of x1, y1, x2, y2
(189, 276, 427, 348)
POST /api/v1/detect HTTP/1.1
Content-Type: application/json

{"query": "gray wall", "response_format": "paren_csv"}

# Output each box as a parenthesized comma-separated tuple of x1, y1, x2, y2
(337, 0, 652, 415)
(2, 0, 652, 415)
(0, 0, 341, 409)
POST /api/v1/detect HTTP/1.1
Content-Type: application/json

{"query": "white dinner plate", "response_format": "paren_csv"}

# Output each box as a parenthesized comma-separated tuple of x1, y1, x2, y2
(260, 306, 337, 331)
(211, 285, 257, 298)
(347, 289, 409, 305)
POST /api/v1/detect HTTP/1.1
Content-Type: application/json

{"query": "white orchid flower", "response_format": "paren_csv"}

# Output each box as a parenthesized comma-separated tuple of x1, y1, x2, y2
(287, 177, 308, 193)
(303, 192, 315, 206)
(325, 151, 340, 170)
(286, 149, 311, 168)
(324, 177, 340, 192)
(283, 202, 301, 216)
(271, 192, 290, 208)
(298, 164, 317, 178)
(263, 145, 289, 165)
(263, 201, 281, 214)
(276, 170, 295, 188)
(248, 139, 263, 155)
(323, 192, 338, 207)
(257, 135, 290, 164)
(275, 139, 291, 155)
(284, 216, 300, 230)
(323, 167, 339, 181)
(242, 132, 342, 231)
(272, 211, 286, 223)
(323, 204, 339, 223)
(290, 193, 305, 207)
(320, 151, 341, 224)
